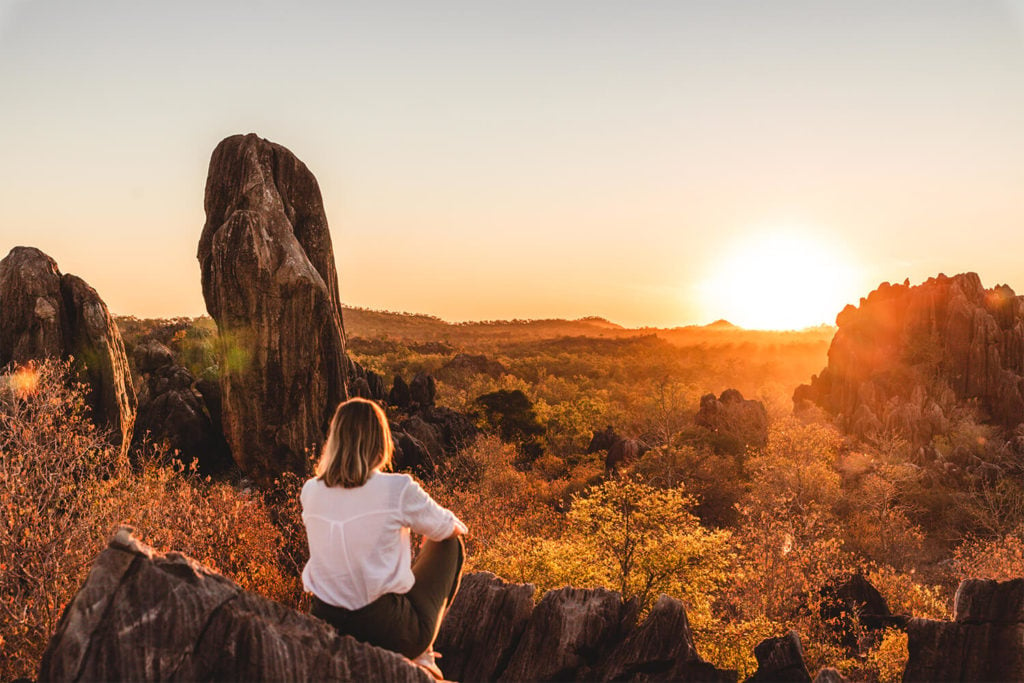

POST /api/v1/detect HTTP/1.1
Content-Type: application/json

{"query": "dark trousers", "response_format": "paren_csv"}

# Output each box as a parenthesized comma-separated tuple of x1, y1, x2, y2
(311, 536, 465, 659)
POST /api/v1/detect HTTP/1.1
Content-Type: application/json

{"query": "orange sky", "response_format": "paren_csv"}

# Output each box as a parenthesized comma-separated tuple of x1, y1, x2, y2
(2, 2, 1023, 329)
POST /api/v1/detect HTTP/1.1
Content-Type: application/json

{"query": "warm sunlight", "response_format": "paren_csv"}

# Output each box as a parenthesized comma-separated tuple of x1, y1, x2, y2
(9, 364, 39, 398)
(698, 229, 860, 330)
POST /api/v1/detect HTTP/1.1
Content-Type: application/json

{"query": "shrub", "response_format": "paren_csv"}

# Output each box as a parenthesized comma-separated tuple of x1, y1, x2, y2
(0, 360, 300, 679)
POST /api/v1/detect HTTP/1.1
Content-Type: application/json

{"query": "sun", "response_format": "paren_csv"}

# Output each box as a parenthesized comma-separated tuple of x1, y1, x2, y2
(697, 228, 861, 330)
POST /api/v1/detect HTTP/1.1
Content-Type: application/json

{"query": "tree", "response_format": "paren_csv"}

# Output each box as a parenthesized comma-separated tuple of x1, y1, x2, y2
(567, 478, 733, 616)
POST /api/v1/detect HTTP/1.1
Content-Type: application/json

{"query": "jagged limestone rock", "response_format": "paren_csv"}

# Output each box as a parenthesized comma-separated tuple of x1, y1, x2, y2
(435, 572, 535, 682)
(795, 273, 1024, 448)
(198, 134, 349, 482)
(38, 529, 430, 682)
(0, 246, 136, 456)
(744, 630, 811, 683)
(904, 578, 1024, 681)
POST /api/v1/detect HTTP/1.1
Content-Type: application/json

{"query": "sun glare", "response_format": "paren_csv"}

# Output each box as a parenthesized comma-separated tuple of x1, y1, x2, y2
(698, 229, 860, 330)
(9, 365, 40, 398)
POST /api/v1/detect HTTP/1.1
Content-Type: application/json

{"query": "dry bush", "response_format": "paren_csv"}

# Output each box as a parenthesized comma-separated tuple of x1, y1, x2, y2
(952, 531, 1024, 581)
(0, 360, 117, 679)
(0, 360, 299, 679)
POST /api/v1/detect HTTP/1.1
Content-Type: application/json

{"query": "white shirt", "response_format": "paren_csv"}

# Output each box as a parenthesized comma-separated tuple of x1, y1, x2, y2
(301, 471, 467, 610)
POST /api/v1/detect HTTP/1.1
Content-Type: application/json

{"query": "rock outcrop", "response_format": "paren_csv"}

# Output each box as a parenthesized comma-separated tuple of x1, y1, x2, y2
(586, 427, 651, 471)
(743, 631, 811, 682)
(438, 575, 735, 682)
(819, 573, 906, 651)
(132, 339, 232, 473)
(39, 529, 429, 682)
(0, 247, 136, 456)
(696, 389, 769, 455)
(198, 134, 349, 482)
(795, 274, 1024, 447)
(383, 371, 479, 476)
(435, 572, 535, 682)
(904, 578, 1024, 681)
(46, 533, 738, 682)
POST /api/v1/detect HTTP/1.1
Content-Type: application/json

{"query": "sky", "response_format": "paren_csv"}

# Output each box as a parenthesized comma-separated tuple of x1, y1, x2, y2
(1, 1, 1023, 329)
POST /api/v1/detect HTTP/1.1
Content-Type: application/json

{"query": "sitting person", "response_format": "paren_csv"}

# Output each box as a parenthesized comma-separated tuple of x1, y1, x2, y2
(301, 397, 466, 679)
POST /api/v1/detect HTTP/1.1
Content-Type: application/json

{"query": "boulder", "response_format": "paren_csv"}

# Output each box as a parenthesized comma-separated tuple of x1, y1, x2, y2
(133, 340, 233, 473)
(499, 586, 635, 682)
(0, 247, 66, 361)
(599, 594, 734, 682)
(587, 426, 620, 454)
(743, 631, 812, 682)
(0, 247, 136, 457)
(696, 389, 769, 455)
(435, 572, 535, 682)
(390, 375, 412, 409)
(812, 668, 848, 683)
(585, 428, 650, 471)
(198, 134, 349, 483)
(347, 358, 387, 402)
(38, 529, 430, 682)
(400, 416, 444, 467)
(420, 405, 479, 454)
(795, 274, 1024, 446)
(410, 372, 437, 407)
(819, 573, 906, 651)
(905, 578, 1024, 681)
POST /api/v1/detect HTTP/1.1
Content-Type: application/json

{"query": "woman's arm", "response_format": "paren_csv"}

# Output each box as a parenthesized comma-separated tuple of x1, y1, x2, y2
(400, 476, 468, 541)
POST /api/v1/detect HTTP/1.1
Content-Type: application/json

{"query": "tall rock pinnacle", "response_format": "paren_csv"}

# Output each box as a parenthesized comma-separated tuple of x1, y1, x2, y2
(198, 134, 349, 482)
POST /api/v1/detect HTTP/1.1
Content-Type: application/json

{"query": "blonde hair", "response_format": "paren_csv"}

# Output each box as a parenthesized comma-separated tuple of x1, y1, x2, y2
(317, 397, 394, 487)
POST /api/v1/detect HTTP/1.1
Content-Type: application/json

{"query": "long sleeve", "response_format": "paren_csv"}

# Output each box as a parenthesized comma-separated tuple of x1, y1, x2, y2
(399, 476, 467, 541)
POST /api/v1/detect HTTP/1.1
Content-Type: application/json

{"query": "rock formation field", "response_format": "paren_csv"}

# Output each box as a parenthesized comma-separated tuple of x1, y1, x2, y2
(5, 134, 1024, 681)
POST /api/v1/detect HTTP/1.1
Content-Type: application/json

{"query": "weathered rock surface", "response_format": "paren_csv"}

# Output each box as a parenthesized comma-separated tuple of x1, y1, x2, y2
(812, 668, 848, 683)
(387, 373, 478, 476)
(132, 339, 233, 473)
(347, 357, 387, 402)
(820, 573, 907, 651)
(743, 630, 811, 682)
(390, 374, 412, 408)
(696, 389, 769, 455)
(499, 586, 637, 682)
(38, 529, 429, 682)
(44, 533, 739, 683)
(904, 578, 1024, 681)
(435, 572, 535, 682)
(795, 274, 1024, 447)
(198, 133, 349, 482)
(0, 247, 136, 455)
(410, 371, 437, 407)
(586, 427, 651, 471)
(598, 594, 733, 682)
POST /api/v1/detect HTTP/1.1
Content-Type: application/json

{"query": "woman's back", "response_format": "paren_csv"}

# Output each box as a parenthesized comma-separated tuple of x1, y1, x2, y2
(301, 471, 461, 610)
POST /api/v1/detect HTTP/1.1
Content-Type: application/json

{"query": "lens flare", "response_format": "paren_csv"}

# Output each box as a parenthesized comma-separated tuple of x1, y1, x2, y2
(9, 365, 40, 398)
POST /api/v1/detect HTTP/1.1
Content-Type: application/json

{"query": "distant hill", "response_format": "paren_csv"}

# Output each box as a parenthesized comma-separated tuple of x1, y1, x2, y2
(340, 306, 835, 350)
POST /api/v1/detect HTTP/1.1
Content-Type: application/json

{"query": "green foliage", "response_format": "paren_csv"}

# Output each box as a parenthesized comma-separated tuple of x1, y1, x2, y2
(475, 389, 546, 461)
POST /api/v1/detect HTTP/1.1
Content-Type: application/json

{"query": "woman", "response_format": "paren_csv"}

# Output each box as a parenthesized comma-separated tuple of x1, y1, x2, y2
(302, 397, 466, 679)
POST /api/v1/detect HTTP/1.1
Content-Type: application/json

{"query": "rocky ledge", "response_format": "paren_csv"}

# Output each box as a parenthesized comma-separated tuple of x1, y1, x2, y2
(45, 530, 1022, 682)
(40, 530, 739, 682)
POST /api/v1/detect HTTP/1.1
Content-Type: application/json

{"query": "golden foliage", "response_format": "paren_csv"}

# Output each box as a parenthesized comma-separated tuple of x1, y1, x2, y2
(0, 360, 300, 679)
